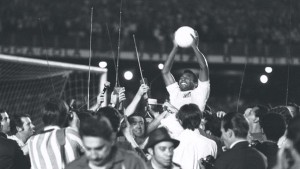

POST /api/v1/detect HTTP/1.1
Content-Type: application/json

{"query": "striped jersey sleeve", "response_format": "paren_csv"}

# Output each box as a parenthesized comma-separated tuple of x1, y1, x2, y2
(28, 128, 84, 169)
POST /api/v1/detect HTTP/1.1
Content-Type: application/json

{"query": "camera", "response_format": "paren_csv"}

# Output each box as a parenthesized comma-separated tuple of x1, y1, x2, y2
(201, 155, 215, 169)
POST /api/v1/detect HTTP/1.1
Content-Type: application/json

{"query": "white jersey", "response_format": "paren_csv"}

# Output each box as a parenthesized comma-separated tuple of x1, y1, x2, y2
(173, 129, 217, 169)
(166, 80, 210, 111)
(159, 114, 184, 139)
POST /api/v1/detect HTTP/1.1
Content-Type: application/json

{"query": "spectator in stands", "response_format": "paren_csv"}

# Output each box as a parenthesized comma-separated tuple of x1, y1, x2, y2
(66, 115, 147, 169)
(0, 110, 29, 169)
(213, 112, 267, 169)
(253, 113, 286, 169)
(162, 31, 210, 112)
(27, 98, 84, 169)
(243, 105, 269, 142)
(145, 127, 181, 169)
(173, 104, 217, 169)
(0, 109, 10, 136)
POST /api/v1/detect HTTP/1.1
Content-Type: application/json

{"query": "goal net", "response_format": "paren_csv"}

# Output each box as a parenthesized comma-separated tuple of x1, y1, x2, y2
(0, 54, 107, 131)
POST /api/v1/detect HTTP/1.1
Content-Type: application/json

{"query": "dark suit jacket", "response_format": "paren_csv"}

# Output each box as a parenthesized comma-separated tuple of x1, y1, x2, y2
(214, 141, 267, 169)
(254, 141, 278, 169)
(0, 133, 28, 169)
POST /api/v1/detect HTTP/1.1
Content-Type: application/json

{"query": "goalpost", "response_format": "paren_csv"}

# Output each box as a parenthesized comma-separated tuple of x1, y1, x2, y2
(0, 54, 107, 131)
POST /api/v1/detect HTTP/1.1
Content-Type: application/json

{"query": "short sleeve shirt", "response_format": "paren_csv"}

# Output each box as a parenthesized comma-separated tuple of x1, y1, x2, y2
(166, 80, 210, 111)
(173, 129, 217, 169)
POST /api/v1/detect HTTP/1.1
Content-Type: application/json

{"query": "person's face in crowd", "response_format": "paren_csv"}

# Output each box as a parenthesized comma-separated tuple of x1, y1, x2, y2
(220, 122, 232, 149)
(19, 117, 35, 139)
(83, 136, 113, 167)
(1, 112, 10, 134)
(179, 73, 196, 91)
(150, 141, 174, 168)
(130, 116, 145, 138)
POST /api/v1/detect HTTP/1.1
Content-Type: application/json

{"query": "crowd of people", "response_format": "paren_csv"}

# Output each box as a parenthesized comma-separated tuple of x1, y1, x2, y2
(1, 32, 300, 169)
(1, 0, 300, 51)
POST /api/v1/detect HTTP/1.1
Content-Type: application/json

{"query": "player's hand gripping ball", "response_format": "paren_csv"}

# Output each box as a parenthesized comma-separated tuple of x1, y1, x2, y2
(174, 26, 196, 48)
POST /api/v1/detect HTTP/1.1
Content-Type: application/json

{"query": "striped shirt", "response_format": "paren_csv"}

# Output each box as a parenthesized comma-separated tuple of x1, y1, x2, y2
(28, 126, 85, 169)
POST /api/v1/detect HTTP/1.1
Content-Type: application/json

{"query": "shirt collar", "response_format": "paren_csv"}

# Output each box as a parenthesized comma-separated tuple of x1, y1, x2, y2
(44, 125, 60, 131)
(151, 160, 160, 169)
(230, 139, 247, 149)
(151, 160, 178, 169)
(8, 135, 25, 146)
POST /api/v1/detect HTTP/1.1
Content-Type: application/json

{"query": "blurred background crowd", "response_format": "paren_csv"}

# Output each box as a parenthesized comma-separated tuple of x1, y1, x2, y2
(1, 0, 300, 50)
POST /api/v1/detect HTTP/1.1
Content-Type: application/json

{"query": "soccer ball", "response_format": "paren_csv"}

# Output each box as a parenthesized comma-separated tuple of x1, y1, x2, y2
(174, 26, 196, 48)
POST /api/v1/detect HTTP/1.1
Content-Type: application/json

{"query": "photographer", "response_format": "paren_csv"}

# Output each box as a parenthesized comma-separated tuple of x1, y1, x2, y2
(27, 98, 85, 169)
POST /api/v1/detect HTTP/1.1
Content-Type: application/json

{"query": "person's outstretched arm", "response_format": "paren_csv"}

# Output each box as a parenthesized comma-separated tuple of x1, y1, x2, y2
(162, 38, 178, 86)
(146, 111, 169, 134)
(124, 84, 149, 117)
(191, 32, 209, 82)
(89, 91, 105, 112)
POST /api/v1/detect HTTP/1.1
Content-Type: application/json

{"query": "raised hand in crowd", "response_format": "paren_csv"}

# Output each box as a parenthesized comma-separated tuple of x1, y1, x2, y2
(110, 87, 126, 108)
(216, 111, 226, 118)
(137, 83, 149, 97)
(125, 84, 149, 117)
(163, 101, 179, 114)
(88, 91, 105, 112)
(97, 91, 105, 105)
(147, 110, 170, 134)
